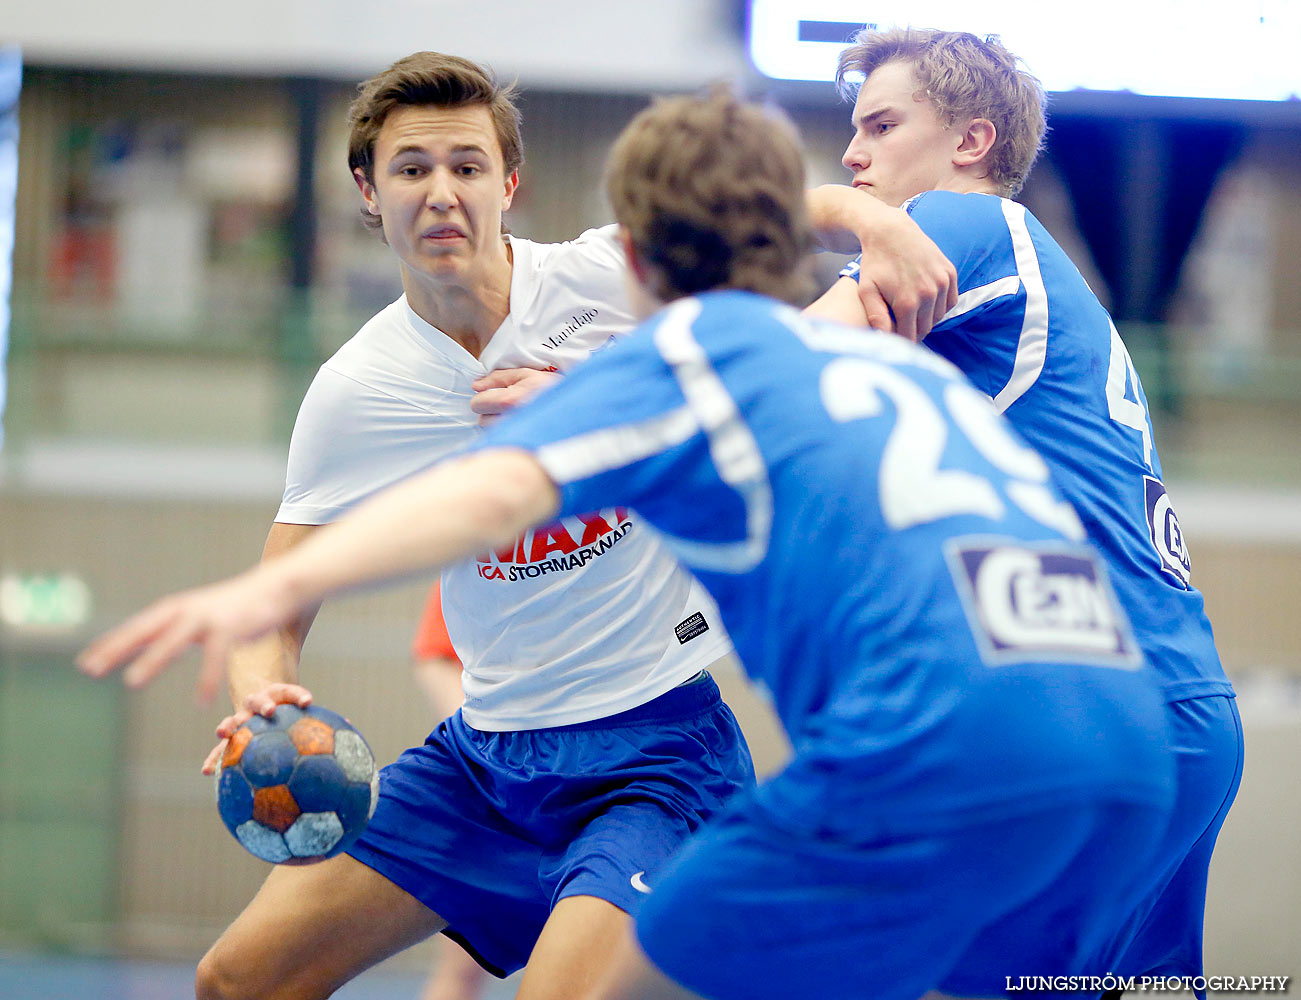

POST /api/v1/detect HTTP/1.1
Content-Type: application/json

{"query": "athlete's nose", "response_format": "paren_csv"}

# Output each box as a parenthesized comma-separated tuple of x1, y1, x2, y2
(426, 167, 457, 211)
(842, 134, 868, 173)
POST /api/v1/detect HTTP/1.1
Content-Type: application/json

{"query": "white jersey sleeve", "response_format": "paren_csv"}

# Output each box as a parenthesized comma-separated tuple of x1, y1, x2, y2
(276, 300, 478, 525)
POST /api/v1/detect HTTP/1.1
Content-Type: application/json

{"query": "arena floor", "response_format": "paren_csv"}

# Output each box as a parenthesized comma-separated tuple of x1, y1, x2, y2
(0, 950, 522, 999)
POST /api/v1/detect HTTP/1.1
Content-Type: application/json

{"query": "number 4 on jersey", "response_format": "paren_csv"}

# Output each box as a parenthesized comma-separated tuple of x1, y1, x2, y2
(1106, 322, 1154, 471)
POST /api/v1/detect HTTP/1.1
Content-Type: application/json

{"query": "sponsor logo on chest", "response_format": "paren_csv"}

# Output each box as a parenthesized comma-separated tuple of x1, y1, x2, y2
(474, 508, 633, 582)
(544, 309, 599, 350)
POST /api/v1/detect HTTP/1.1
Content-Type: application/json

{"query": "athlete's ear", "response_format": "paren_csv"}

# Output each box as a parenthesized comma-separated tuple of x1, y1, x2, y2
(354, 167, 381, 216)
(501, 169, 519, 211)
(954, 118, 997, 169)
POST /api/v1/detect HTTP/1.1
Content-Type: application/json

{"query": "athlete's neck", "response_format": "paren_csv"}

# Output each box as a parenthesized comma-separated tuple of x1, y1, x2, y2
(403, 239, 514, 359)
(927, 171, 1001, 200)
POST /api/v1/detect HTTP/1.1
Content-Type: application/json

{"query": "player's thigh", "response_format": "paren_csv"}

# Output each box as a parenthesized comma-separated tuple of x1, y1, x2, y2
(515, 895, 638, 1000)
(587, 918, 707, 1000)
(198, 851, 447, 1000)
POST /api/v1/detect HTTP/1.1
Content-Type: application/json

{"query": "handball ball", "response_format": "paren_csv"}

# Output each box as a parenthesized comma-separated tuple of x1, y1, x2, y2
(214, 704, 379, 864)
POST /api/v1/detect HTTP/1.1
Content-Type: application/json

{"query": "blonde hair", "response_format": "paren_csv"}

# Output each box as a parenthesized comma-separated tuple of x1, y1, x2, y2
(605, 87, 814, 305)
(838, 28, 1046, 196)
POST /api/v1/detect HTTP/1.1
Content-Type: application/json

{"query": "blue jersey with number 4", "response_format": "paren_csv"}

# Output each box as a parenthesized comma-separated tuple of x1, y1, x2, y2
(481, 291, 1172, 834)
(842, 191, 1229, 702)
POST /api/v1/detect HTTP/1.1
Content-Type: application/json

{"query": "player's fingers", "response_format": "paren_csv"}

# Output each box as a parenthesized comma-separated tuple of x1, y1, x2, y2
(241, 689, 278, 718)
(262, 682, 314, 708)
(859, 286, 894, 333)
(201, 740, 228, 775)
(215, 710, 252, 740)
(76, 600, 181, 677)
(891, 292, 921, 342)
(910, 287, 941, 341)
(931, 265, 959, 331)
(469, 386, 512, 415)
(471, 368, 529, 391)
(240, 683, 312, 718)
(120, 611, 205, 689)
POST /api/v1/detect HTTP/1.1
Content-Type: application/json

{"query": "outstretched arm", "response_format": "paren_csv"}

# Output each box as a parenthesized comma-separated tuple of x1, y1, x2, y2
(804, 184, 957, 341)
(78, 449, 559, 702)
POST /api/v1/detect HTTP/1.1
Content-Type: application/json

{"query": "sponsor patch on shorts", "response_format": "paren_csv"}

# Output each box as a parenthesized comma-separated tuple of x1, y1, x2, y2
(945, 537, 1141, 668)
(675, 612, 709, 644)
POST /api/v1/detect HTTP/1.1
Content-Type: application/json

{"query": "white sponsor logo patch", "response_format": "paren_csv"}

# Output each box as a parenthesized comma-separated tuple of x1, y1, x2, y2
(1144, 475, 1192, 588)
(946, 538, 1140, 668)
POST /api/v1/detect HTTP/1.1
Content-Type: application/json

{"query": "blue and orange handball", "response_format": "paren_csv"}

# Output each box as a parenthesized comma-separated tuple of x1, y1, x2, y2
(214, 705, 379, 864)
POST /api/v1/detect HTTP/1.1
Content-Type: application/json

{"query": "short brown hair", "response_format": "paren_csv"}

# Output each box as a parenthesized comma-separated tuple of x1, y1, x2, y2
(837, 29, 1046, 197)
(606, 87, 814, 306)
(347, 52, 524, 228)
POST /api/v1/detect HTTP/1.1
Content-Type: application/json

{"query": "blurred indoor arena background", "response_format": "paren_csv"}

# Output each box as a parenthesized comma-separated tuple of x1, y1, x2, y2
(1, 2, 1300, 996)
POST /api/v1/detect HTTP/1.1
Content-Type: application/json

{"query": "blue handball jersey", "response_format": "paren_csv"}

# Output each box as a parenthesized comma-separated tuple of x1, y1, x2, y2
(481, 291, 1172, 833)
(842, 191, 1230, 703)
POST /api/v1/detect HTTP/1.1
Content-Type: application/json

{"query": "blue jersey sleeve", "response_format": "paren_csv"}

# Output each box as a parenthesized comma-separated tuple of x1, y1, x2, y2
(838, 191, 1024, 331)
(477, 314, 749, 548)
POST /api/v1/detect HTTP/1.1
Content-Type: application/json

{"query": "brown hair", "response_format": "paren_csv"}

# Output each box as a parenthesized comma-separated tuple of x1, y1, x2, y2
(606, 87, 814, 306)
(837, 28, 1046, 197)
(347, 52, 523, 229)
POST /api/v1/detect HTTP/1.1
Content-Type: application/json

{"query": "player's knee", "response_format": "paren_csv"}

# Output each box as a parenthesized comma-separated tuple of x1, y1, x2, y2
(196, 942, 330, 1000)
(196, 945, 286, 1000)
(195, 948, 241, 1000)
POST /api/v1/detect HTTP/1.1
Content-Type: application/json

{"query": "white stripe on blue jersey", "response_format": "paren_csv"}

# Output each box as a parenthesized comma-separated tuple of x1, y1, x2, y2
(651, 299, 774, 572)
(944, 275, 1021, 324)
(535, 404, 699, 483)
(991, 200, 1051, 413)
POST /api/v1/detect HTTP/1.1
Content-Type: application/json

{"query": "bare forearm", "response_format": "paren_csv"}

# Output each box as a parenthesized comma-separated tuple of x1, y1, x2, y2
(805, 184, 957, 340)
(226, 522, 322, 707)
(262, 449, 560, 611)
(806, 183, 906, 254)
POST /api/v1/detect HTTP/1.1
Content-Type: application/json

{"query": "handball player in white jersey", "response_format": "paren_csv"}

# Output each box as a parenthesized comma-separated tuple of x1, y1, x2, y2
(118, 51, 954, 1000)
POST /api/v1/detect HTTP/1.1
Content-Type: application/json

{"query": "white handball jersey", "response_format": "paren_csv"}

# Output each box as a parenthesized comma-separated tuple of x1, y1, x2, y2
(277, 226, 732, 730)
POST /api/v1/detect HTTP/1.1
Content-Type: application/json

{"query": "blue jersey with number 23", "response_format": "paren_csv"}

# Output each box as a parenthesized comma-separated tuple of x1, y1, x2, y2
(482, 291, 1172, 835)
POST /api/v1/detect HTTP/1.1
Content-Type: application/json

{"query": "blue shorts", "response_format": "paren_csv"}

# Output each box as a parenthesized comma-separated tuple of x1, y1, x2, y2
(635, 789, 1169, 1000)
(347, 673, 755, 977)
(1102, 694, 1244, 984)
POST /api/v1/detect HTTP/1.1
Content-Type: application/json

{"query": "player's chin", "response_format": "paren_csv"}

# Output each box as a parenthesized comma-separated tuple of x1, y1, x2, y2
(414, 249, 469, 277)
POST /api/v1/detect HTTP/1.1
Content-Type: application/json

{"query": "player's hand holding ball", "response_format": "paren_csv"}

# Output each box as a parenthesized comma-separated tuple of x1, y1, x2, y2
(214, 700, 379, 864)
